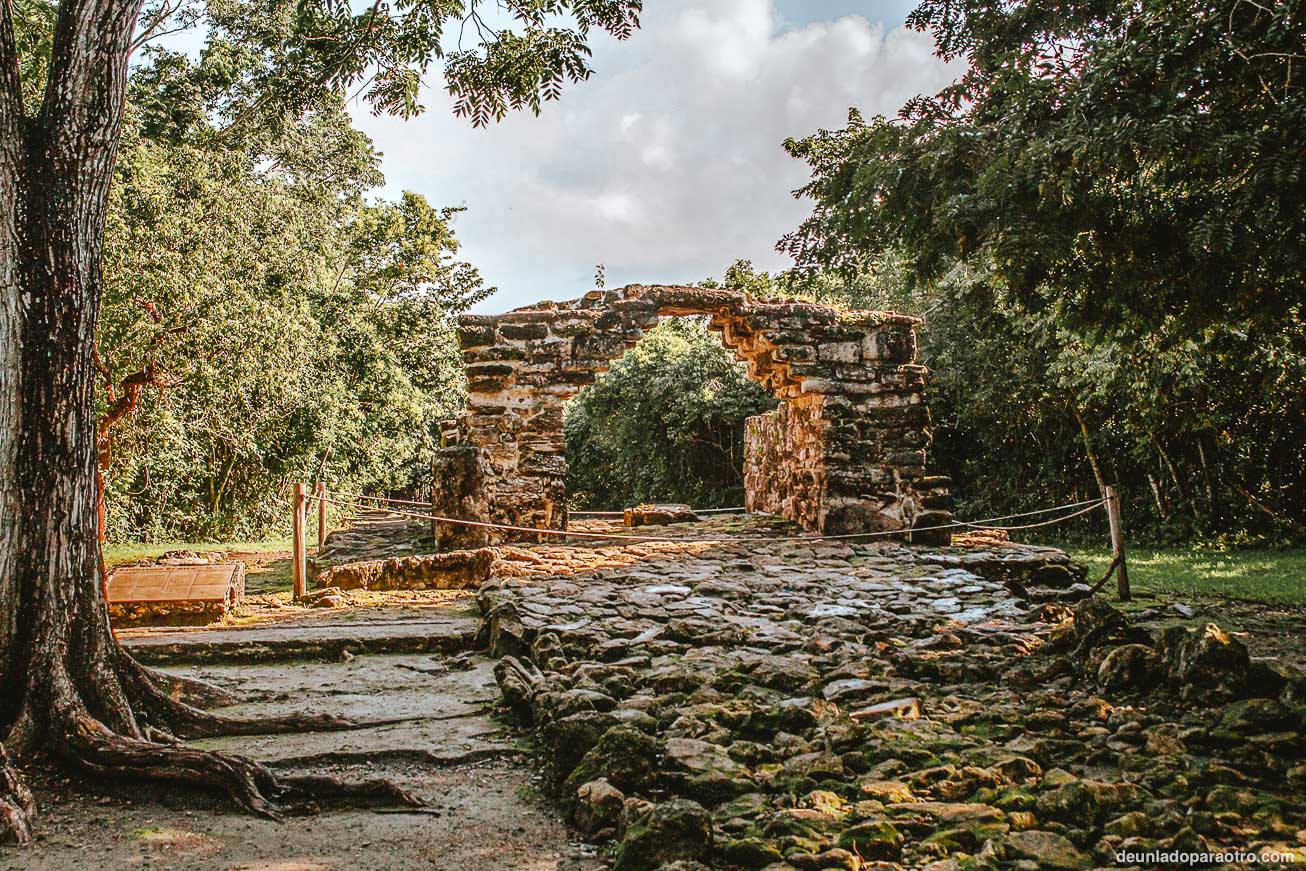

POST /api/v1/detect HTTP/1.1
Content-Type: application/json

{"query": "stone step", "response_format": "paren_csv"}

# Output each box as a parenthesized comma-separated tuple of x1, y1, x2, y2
(166, 653, 511, 767)
(122, 614, 476, 665)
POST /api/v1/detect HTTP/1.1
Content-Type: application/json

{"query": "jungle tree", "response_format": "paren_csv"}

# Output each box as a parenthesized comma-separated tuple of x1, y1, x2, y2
(780, 0, 1306, 532)
(0, 0, 643, 841)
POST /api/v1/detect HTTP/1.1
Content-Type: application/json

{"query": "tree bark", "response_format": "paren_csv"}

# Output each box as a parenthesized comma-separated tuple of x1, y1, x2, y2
(0, 0, 28, 729)
(0, 0, 418, 837)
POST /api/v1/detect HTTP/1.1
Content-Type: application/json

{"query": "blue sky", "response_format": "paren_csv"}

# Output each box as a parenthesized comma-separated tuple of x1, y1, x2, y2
(774, 1, 921, 30)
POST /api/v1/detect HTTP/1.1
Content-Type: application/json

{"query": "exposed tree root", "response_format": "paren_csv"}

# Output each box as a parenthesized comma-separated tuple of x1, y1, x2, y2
(273, 773, 423, 815)
(3, 654, 423, 838)
(55, 700, 422, 822)
(116, 652, 404, 740)
(0, 744, 36, 845)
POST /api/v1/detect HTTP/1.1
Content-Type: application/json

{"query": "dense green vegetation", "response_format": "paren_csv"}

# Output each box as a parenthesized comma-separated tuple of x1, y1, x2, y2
(564, 318, 775, 509)
(8, 0, 644, 546)
(780, 0, 1306, 544)
(98, 65, 488, 541)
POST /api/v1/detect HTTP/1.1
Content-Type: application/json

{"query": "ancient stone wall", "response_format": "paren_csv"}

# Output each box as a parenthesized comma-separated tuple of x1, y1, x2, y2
(743, 395, 826, 530)
(433, 284, 952, 544)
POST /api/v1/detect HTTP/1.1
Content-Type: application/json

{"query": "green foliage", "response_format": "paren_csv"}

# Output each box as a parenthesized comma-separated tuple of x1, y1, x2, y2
(136, 0, 642, 131)
(776, 0, 1306, 542)
(10, 0, 55, 108)
(24, 0, 642, 542)
(564, 318, 775, 510)
(97, 55, 490, 541)
(782, 0, 1306, 338)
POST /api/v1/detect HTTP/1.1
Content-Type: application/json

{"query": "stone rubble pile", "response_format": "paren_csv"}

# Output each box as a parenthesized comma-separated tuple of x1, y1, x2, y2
(475, 521, 1306, 870)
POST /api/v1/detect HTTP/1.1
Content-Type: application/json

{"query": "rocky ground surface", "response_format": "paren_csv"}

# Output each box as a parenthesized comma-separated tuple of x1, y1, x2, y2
(474, 515, 1306, 870)
(14, 512, 1306, 870)
(13, 606, 604, 870)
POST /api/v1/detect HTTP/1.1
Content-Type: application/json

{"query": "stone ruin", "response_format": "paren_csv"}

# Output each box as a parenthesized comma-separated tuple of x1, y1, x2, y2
(431, 284, 953, 547)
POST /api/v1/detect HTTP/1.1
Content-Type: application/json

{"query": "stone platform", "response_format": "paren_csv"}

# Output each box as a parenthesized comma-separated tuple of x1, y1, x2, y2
(473, 515, 1306, 870)
(107, 563, 245, 627)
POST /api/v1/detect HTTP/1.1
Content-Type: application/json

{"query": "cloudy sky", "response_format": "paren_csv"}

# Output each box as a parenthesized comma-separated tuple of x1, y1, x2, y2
(351, 1, 961, 313)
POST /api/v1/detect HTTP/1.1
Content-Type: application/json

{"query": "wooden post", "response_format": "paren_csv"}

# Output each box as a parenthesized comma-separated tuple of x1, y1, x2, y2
(315, 480, 327, 550)
(292, 481, 307, 601)
(1104, 484, 1130, 602)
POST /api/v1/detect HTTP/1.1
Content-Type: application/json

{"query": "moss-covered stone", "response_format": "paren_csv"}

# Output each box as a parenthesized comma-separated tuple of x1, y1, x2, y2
(613, 799, 714, 871)
(564, 724, 664, 795)
(835, 820, 903, 860)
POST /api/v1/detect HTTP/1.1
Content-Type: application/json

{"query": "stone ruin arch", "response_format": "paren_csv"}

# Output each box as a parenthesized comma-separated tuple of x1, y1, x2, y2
(431, 284, 953, 546)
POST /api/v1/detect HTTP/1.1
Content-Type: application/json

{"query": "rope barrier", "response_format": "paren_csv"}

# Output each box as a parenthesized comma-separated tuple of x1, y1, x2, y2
(315, 492, 433, 508)
(569, 506, 748, 517)
(315, 493, 1106, 545)
(951, 500, 1109, 531)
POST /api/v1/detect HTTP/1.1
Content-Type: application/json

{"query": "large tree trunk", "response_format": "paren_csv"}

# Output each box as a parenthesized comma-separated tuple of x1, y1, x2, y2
(0, 0, 27, 732)
(0, 0, 416, 843)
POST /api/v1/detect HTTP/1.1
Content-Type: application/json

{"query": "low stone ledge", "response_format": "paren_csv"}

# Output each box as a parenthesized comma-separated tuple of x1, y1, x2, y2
(314, 548, 497, 591)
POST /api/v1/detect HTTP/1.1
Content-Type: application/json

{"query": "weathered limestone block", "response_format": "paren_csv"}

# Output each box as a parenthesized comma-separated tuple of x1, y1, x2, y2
(315, 548, 496, 591)
(624, 504, 698, 527)
(744, 395, 827, 531)
(431, 444, 490, 550)
(436, 284, 952, 541)
(108, 599, 231, 628)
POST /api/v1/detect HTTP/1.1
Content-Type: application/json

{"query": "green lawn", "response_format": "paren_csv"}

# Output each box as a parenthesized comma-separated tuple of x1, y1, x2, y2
(103, 538, 294, 567)
(1064, 545, 1306, 606)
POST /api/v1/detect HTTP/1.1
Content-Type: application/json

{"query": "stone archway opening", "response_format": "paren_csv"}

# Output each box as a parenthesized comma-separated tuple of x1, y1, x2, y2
(431, 284, 953, 547)
(559, 315, 778, 512)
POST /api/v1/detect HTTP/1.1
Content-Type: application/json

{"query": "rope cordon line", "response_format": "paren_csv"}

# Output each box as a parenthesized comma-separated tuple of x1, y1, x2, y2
(308, 494, 1106, 545)
(570, 507, 748, 516)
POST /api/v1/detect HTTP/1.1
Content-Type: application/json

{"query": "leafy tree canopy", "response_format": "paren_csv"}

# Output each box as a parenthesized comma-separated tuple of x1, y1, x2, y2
(781, 0, 1306, 340)
(123, 0, 641, 131)
(96, 36, 495, 540)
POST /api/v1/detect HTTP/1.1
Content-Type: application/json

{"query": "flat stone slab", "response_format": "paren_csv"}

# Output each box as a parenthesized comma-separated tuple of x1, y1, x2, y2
(108, 563, 245, 626)
(175, 653, 510, 766)
(122, 613, 475, 664)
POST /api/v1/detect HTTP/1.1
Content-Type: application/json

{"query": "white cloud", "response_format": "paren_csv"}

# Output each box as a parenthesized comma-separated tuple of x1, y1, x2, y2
(352, 0, 961, 313)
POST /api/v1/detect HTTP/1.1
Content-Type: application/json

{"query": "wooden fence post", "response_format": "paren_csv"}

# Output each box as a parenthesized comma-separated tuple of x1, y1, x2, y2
(315, 480, 327, 550)
(1104, 484, 1131, 602)
(292, 481, 307, 601)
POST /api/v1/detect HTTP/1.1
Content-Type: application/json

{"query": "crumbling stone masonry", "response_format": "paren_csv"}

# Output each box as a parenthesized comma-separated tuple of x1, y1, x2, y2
(432, 284, 953, 545)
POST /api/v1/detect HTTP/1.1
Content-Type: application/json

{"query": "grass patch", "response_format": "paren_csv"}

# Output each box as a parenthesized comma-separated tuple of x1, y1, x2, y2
(103, 538, 295, 567)
(103, 538, 302, 595)
(1063, 544, 1306, 606)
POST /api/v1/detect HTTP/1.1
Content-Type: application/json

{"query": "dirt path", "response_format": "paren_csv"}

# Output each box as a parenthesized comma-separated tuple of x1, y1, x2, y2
(8, 613, 603, 871)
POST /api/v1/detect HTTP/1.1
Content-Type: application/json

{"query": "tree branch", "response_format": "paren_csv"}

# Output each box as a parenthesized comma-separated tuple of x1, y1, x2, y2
(38, 0, 146, 164)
